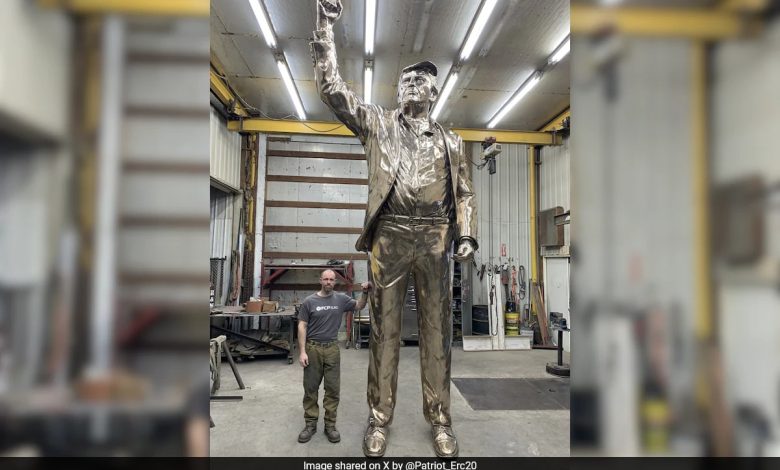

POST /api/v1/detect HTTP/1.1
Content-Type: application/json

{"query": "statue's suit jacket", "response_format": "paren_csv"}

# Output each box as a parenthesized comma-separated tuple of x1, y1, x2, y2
(311, 31, 477, 253)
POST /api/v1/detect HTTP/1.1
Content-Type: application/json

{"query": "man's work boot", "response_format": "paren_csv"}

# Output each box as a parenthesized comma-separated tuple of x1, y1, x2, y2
(324, 426, 341, 443)
(431, 425, 458, 458)
(297, 424, 317, 443)
(362, 420, 388, 457)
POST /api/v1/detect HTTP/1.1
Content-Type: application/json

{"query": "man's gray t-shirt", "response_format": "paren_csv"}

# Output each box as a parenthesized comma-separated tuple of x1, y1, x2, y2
(298, 292, 357, 342)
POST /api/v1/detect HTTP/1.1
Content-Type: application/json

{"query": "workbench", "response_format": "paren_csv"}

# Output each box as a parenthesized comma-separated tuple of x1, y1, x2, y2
(210, 308, 296, 364)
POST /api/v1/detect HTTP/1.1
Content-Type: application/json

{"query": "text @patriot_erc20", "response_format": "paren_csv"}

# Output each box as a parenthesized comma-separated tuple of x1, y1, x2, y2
(303, 461, 478, 470)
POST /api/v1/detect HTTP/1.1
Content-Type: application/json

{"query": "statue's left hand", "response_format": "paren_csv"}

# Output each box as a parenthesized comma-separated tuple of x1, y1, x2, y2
(453, 239, 475, 262)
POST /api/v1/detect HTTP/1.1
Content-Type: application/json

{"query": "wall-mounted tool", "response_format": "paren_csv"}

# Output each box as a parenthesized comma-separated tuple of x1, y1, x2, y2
(480, 137, 502, 175)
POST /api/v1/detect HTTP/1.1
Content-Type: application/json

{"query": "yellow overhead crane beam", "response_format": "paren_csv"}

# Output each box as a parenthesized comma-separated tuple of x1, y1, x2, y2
(571, 5, 760, 40)
(538, 108, 570, 132)
(719, 0, 770, 12)
(210, 69, 249, 118)
(227, 119, 561, 145)
(39, 0, 209, 17)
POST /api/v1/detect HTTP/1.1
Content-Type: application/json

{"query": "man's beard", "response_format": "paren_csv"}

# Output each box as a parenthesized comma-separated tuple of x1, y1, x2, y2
(322, 285, 334, 293)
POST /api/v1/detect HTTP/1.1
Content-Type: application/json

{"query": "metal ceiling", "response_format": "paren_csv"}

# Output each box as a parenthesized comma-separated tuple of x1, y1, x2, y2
(211, 0, 570, 130)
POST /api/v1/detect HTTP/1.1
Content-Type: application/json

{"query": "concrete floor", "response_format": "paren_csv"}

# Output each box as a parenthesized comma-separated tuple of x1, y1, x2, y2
(210, 345, 570, 457)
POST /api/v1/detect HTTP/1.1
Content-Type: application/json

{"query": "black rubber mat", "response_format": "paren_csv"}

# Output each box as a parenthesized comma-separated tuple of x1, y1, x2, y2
(452, 377, 570, 410)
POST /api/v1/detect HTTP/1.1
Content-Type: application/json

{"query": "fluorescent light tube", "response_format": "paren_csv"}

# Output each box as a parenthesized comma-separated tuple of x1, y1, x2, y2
(249, 0, 277, 49)
(548, 36, 570, 65)
(365, 0, 377, 55)
(431, 73, 459, 121)
(487, 74, 541, 129)
(459, 0, 498, 61)
(364, 65, 373, 104)
(277, 59, 306, 120)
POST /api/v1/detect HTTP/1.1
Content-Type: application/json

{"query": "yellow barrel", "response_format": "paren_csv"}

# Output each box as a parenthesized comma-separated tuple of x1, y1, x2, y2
(505, 313, 520, 336)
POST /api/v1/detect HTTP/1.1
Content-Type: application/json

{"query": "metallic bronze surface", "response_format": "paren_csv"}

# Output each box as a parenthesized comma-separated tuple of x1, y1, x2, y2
(312, 0, 477, 456)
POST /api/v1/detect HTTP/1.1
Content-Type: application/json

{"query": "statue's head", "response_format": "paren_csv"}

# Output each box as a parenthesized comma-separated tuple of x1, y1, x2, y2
(397, 60, 439, 110)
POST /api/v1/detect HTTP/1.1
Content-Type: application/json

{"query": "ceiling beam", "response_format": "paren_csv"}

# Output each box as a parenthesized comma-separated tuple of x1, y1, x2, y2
(718, 0, 770, 12)
(454, 128, 560, 145)
(229, 119, 354, 136)
(538, 108, 570, 132)
(571, 5, 759, 40)
(39, 0, 209, 17)
(227, 119, 561, 145)
(210, 68, 249, 117)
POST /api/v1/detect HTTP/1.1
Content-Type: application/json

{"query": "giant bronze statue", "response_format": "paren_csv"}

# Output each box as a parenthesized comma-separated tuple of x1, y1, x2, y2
(311, 0, 478, 458)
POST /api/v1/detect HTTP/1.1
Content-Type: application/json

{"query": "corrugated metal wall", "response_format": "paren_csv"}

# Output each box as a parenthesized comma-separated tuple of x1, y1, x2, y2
(0, 144, 71, 388)
(262, 134, 368, 305)
(209, 187, 235, 306)
(469, 143, 532, 310)
(540, 136, 570, 245)
(712, 17, 780, 438)
(209, 188, 233, 258)
(209, 107, 241, 191)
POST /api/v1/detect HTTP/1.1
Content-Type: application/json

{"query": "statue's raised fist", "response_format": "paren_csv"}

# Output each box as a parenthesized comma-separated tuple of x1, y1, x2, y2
(318, 0, 343, 21)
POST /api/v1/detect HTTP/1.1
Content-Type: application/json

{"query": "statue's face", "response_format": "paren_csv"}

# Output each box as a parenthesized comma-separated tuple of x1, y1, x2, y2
(397, 70, 438, 107)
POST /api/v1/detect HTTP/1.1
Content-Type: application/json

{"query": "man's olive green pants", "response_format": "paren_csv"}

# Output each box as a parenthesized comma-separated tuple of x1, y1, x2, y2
(303, 340, 340, 428)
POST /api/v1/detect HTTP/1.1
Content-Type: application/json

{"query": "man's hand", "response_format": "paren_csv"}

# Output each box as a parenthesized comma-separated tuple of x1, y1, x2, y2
(453, 239, 476, 262)
(317, 0, 342, 28)
(299, 351, 309, 368)
(361, 281, 373, 292)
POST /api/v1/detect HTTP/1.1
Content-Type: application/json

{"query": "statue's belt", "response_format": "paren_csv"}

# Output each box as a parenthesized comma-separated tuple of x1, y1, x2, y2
(378, 214, 450, 226)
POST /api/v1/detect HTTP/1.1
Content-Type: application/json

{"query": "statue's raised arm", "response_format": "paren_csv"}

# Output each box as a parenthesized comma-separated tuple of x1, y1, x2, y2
(310, 0, 377, 139)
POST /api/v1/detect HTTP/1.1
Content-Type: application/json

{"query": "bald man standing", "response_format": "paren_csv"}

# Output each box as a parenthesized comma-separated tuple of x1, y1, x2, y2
(297, 269, 370, 444)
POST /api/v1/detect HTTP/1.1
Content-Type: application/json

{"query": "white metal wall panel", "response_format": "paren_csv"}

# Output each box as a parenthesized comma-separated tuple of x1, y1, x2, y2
(267, 135, 363, 152)
(470, 143, 532, 307)
(210, 190, 234, 258)
(209, 107, 242, 190)
(265, 207, 364, 227)
(126, 63, 207, 109)
(267, 156, 368, 179)
(119, 228, 211, 273)
(122, 173, 206, 218)
(266, 181, 368, 203)
(0, 0, 71, 139)
(0, 152, 50, 286)
(116, 18, 209, 308)
(540, 136, 571, 245)
(264, 232, 358, 253)
(260, 134, 368, 298)
(124, 116, 208, 162)
(712, 17, 780, 438)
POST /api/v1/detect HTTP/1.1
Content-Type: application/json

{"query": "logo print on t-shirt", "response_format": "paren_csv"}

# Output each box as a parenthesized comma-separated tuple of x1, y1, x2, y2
(315, 306, 339, 312)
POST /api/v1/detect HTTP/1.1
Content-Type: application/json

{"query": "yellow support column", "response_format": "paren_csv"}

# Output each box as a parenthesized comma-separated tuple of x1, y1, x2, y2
(691, 41, 733, 457)
(528, 145, 539, 314)
(692, 44, 712, 343)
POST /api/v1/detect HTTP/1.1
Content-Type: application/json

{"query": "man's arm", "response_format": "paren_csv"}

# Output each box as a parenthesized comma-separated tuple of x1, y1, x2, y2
(311, 0, 377, 139)
(355, 282, 372, 310)
(298, 321, 309, 367)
